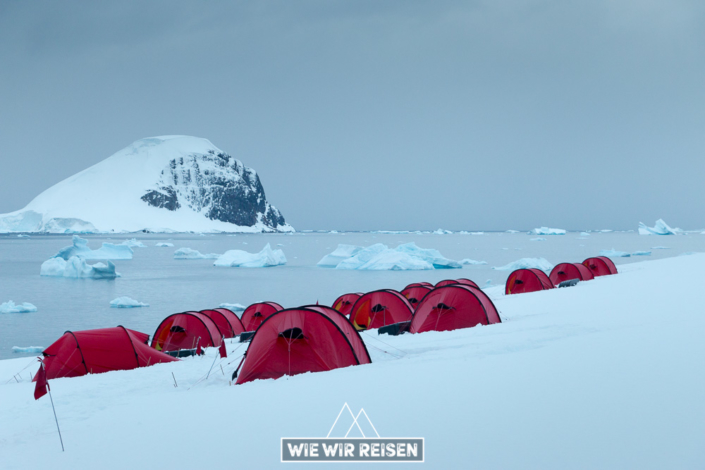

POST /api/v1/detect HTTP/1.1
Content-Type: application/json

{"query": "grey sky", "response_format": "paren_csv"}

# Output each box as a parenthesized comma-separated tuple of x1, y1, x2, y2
(1, 0, 703, 231)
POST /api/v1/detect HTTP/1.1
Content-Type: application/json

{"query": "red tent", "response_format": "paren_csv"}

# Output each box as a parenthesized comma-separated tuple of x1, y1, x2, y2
(582, 256, 618, 277)
(37, 327, 178, 380)
(200, 308, 245, 338)
(455, 278, 479, 288)
(403, 282, 432, 290)
(410, 285, 501, 334)
(349, 290, 414, 330)
(151, 311, 223, 353)
(505, 269, 554, 295)
(241, 302, 283, 331)
(435, 279, 459, 287)
(400, 285, 432, 309)
(549, 263, 595, 285)
(235, 307, 371, 385)
(332, 293, 362, 317)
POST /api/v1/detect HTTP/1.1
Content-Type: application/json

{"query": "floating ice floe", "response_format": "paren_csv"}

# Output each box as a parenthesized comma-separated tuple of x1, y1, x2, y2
(460, 259, 487, 265)
(530, 237, 546, 242)
(433, 229, 453, 235)
(320, 243, 461, 270)
(601, 229, 613, 233)
(54, 235, 133, 260)
(492, 258, 553, 272)
(638, 219, 679, 235)
(110, 296, 149, 308)
(17, 234, 30, 238)
(40, 256, 120, 279)
(174, 248, 220, 260)
(214, 244, 286, 268)
(632, 251, 651, 256)
(218, 303, 246, 313)
(0, 301, 38, 314)
(530, 227, 566, 235)
(652, 246, 669, 250)
(505, 230, 519, 233)
(371, 231, 410, 234)
(155, 242, 174, 247)
(121, 238, 147, 248)
(317, 244, 364, 268)
(12, 346, 43, 353)
(580, 232, 590, 236)
(599, 249, 630, 258)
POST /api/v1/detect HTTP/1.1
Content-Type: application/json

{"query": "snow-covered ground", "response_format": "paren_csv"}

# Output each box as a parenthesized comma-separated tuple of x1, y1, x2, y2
(0, 254, 703, 469)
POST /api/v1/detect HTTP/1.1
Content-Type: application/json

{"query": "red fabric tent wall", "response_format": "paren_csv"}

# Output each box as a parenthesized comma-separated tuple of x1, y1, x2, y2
(151, 312, 223, 352)
(403, 282, 433, 290)
(550, 263, 594, 285)
(39, 327, 178, 380)
(332, 293, 362, 317)
(236, 308, 369, 385)
(400, 285, 432, 309)
(301, 305, 371, 364)
(455, 278, 479, 288)
(200, 309, 245, 338)
(410, 285, 501, 334)
(241, 302, 283, 331)
(435, 279, 459, 287)
(505, 269, 554, 295)
(349, 290, 414, 330)
(583, 256, 618, 277)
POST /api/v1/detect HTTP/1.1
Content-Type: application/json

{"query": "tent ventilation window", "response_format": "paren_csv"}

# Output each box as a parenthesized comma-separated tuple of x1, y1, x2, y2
(169, 326, 186, 333)
(279, 328, 305, 340)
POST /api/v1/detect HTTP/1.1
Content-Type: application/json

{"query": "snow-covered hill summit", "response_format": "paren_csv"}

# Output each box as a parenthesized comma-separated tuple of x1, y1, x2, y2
(0, 136, 293, 233)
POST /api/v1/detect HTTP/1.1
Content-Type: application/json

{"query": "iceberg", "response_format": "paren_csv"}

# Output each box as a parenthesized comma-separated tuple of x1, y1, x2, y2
(433, 229, 453, 235)
(174, 248, 220, 259)
(599, 249, 630, 258)
(121, 238, 147, 248)
(493, 258, 553, 272)
(219, 303, 246, 313)
(40, 256, 120, 279)
(530, 227, 566, 235)
(460, 259, 487, 265)
(632, 251, 651, 256)
(110, 297, 149, 308)
(214, 244, 287, 268)
(317, 244, 364, 268)
(17, 234, 30, 238)
(12, 346, 44, 353)
(322, 242, 461, 270)
(580, 232, 590, 236)
(651, 246, 669, 250)
(638, 219, 679, 236)
(530, 237, 546, 242)
(54, 235, 133, 260)
(155, 242, 174, 247)
(505, 230, 520, 233)
(0, 301, 38, 314)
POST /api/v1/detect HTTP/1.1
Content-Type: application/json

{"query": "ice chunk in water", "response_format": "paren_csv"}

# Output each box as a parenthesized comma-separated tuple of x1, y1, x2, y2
(530, 227, 566, 235)
(110, 297, 149, 308)
(0, 301, 38, 314)
(599, 249, 630, 257)
(54, 235, 133, 260)
(493, 258, 553, 272)
(638, 219, 679, 235)
(40, 256, 120, 279)
(174, 248, 220, 259)
(213, 244, 286, 268)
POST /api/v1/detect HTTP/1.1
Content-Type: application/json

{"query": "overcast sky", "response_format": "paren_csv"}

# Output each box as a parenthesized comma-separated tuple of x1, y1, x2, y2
(0, 0, 703, 231)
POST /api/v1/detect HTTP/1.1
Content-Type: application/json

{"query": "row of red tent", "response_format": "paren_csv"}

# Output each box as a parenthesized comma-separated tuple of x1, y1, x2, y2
(33, 255, 617, 396)
(504, 255, 617, 295)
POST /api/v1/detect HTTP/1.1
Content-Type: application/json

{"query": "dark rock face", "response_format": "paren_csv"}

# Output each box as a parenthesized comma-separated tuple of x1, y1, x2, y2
(141, 150, 287, 230)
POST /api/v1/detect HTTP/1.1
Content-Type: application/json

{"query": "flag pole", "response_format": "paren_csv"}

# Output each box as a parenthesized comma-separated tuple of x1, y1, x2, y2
(41, 362, 64, 452)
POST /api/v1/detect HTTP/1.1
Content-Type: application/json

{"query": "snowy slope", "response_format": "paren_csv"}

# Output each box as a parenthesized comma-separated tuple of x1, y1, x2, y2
(0, 136, 293, 233)
(1, 255, 703, 469)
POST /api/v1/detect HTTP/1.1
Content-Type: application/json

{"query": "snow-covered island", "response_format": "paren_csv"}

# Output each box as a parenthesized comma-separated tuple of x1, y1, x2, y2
(0, 136, 294, 234)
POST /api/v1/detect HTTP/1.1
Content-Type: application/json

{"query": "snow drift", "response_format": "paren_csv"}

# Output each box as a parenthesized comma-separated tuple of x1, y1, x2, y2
(213, 244, 286, 268)
(319, 243, 461, 270)
(40, 256, 120, 279)
(54, 235, 133, 260)
(0, 136, 293, 233)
